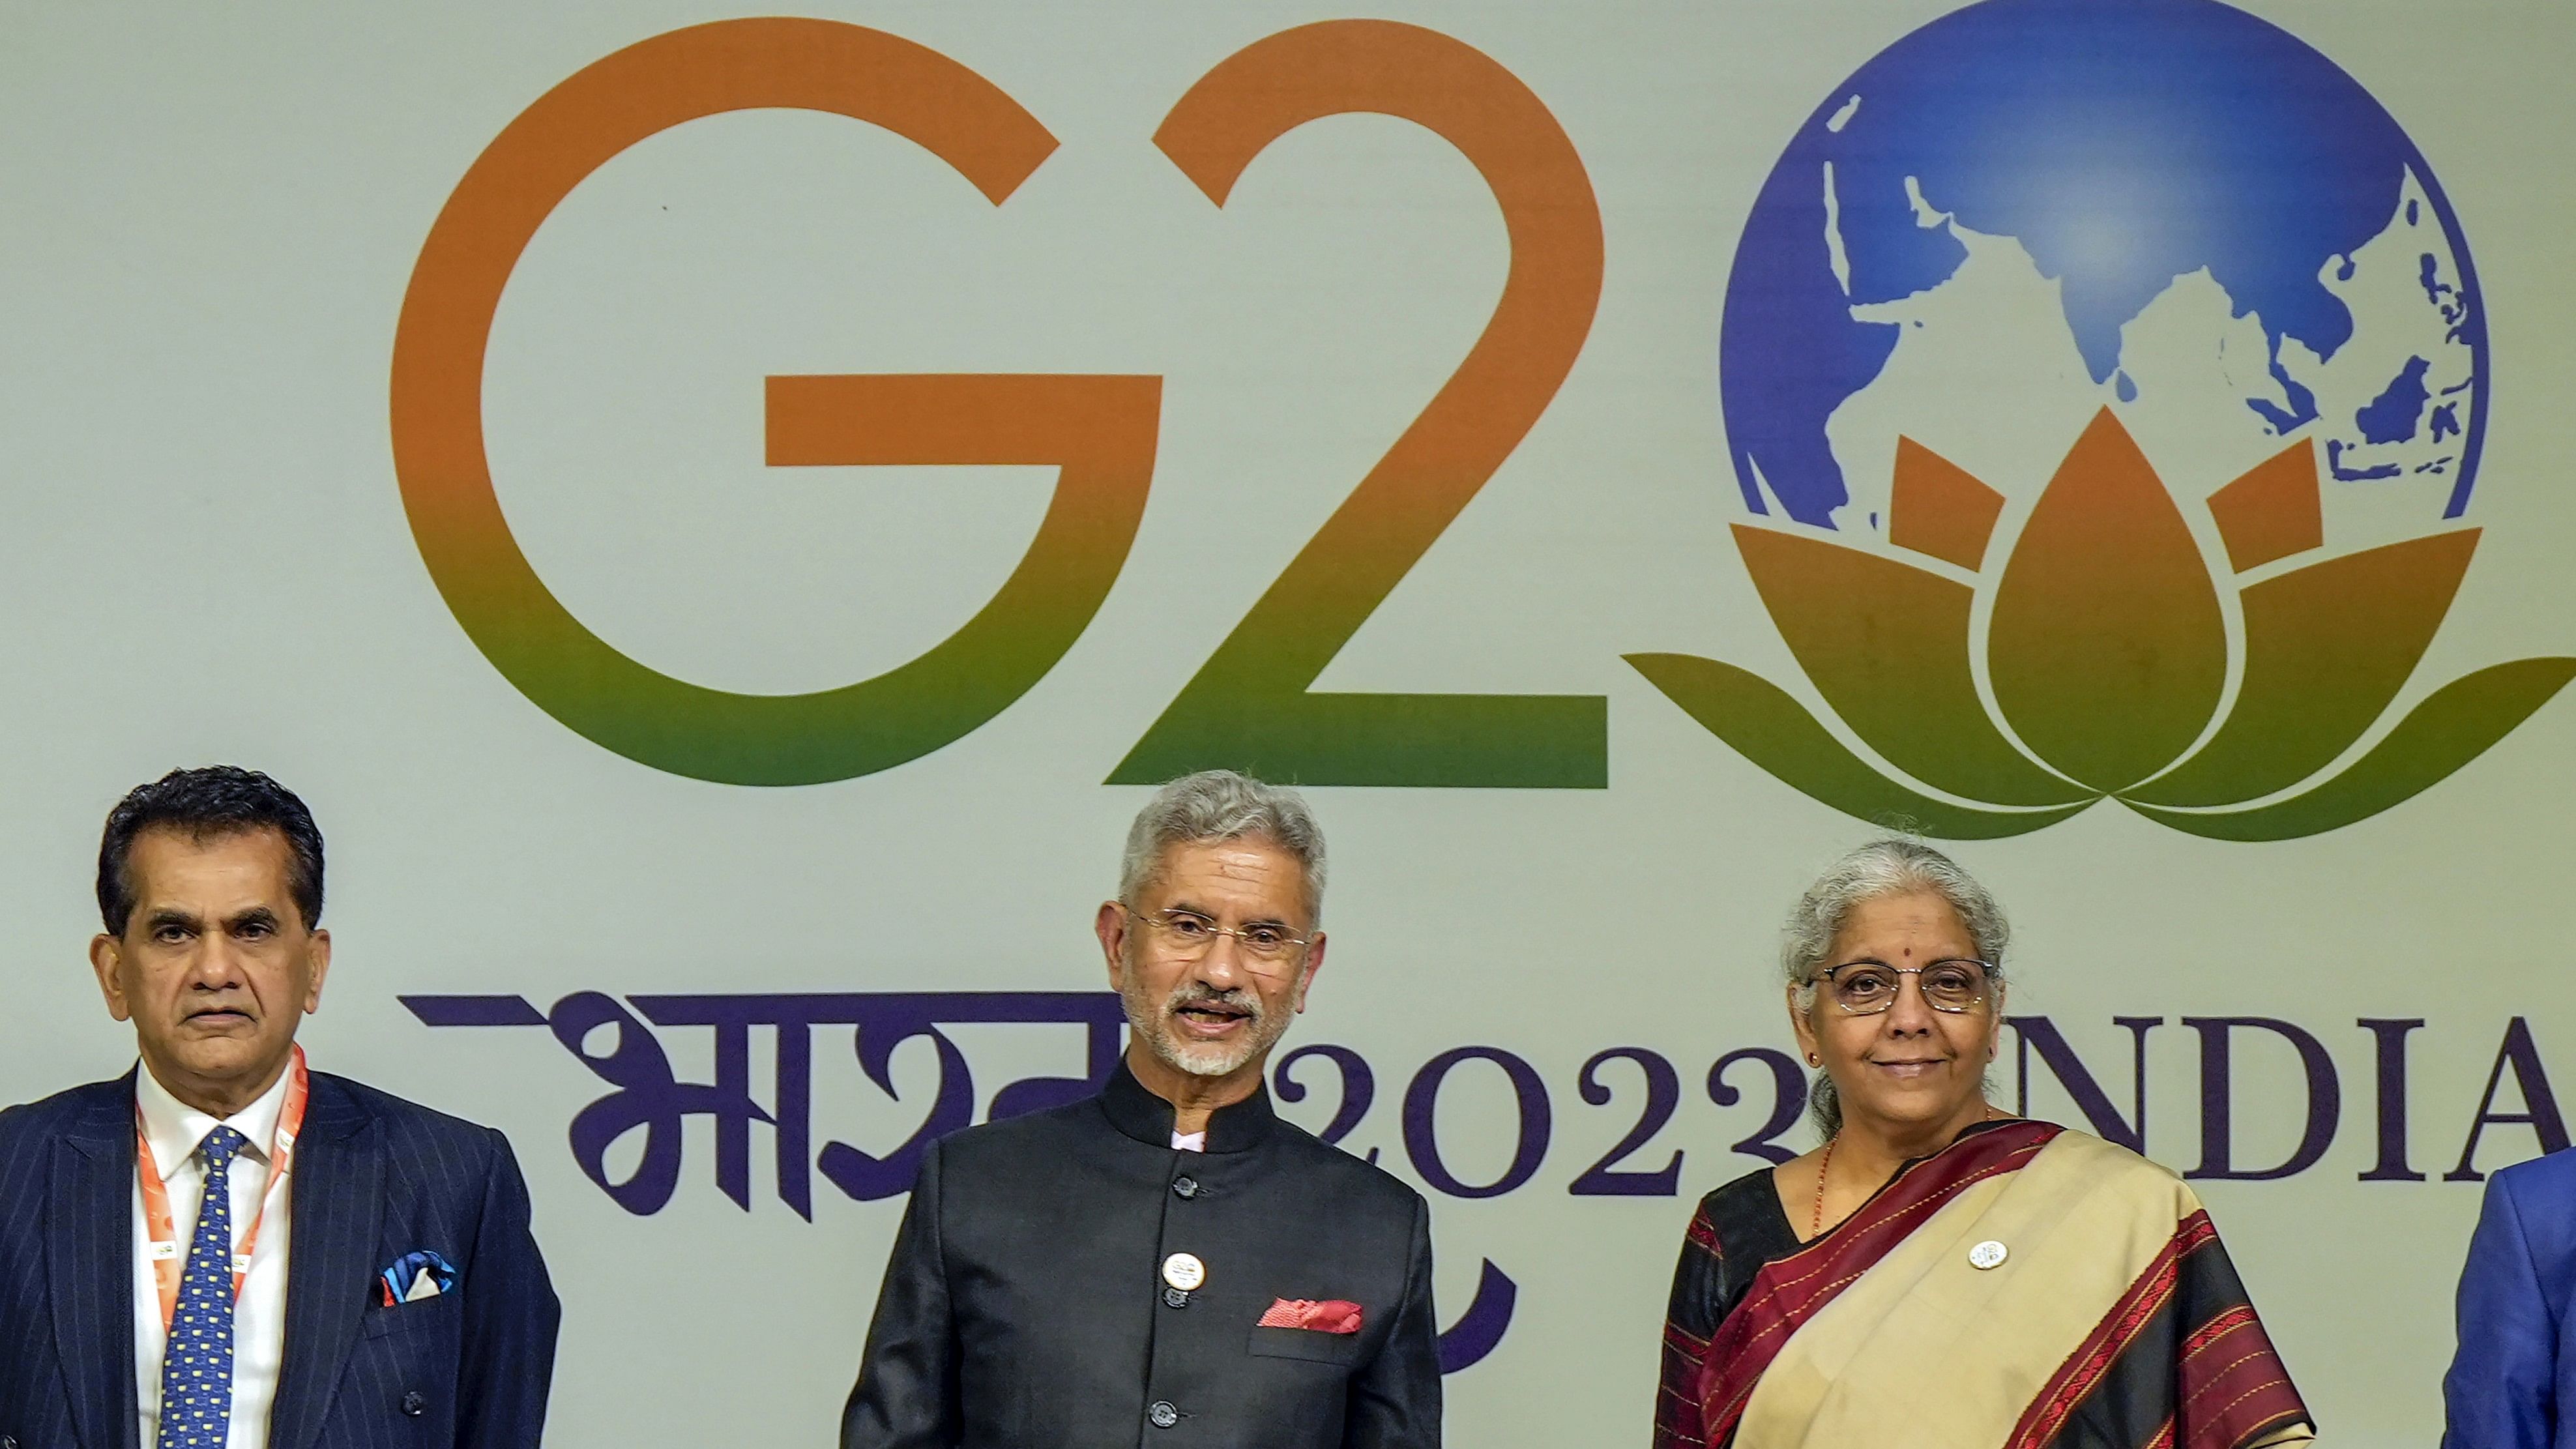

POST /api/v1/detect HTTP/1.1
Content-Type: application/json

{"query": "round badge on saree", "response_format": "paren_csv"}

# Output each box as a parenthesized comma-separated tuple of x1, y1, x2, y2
(1969, 1240, 2009, 1270)
(1162, 1253, 1207, 1291)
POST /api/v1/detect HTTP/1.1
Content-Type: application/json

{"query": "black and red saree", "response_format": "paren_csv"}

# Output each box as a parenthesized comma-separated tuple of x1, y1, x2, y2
(1654, 1119, 2313, 1448)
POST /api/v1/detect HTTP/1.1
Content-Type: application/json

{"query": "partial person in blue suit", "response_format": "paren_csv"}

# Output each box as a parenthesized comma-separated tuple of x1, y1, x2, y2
(2446, 1146, 2576, 1448)
(0, 766, 560, 1449)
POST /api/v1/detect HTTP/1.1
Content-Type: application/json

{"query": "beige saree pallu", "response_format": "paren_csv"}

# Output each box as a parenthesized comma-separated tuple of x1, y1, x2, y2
(1693, 1122, 2313, 1448)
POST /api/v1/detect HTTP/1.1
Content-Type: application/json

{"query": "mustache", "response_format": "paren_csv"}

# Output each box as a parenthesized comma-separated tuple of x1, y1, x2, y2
(1164, 983, 1262, 1017)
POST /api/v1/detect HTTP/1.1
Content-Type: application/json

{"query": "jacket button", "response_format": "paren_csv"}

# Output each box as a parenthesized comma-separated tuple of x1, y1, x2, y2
(5, 1433, 19, 1448)
(401, 1391, 428, 1417)
(1164, 1286, 1190, 1309)
(1149, 1401, 1180, 1428)
(1172, 1175, 1199, 1199)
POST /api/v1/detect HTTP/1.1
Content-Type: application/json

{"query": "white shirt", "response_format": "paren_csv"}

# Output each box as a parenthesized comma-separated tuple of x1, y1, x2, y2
(132, 1061, 293, 1449)
(1171, 1130, 1206, 1152)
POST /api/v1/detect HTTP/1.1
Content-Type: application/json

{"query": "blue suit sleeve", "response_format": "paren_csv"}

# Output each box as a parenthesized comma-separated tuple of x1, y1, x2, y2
(2445, 1167, 2557, 1449)
(455, 1129, 564, 1448)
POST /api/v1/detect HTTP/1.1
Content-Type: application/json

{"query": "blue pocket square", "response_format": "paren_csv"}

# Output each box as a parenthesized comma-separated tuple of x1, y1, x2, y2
(380, 1248, 460, 1306)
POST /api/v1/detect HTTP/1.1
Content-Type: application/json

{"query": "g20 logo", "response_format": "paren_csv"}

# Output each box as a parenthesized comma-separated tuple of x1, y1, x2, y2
(1628, 0, 2571, 840)
(392, 2, 2568, 836)
(390, 17, 1606, 790)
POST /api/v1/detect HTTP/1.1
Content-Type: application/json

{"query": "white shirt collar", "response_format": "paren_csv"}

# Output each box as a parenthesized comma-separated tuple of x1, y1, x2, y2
(1171, 1130, 1207, 1152)
(135, 1055, 294, 1177)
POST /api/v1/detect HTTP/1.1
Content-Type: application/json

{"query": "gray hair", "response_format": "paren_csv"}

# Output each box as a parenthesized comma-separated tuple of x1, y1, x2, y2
(1783, 838, 2008, 1138)
(1119, 770, 1326, 924)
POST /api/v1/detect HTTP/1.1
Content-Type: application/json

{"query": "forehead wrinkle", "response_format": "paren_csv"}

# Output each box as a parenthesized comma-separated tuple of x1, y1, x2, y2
(1154, 843, 1312, 923)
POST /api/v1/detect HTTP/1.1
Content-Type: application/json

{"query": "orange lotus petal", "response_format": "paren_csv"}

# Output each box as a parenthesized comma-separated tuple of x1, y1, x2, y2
(1888, 437, 2006, 570)
(2208, 439, 2324, 572)
(1733, 524, 2089, 807)
(2127, 529, 2480, 808)
(1987, 409, 2227, 791)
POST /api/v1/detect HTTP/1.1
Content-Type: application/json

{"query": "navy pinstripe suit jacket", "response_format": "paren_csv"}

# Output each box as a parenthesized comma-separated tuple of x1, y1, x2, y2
(0, 1068, 560, 1449)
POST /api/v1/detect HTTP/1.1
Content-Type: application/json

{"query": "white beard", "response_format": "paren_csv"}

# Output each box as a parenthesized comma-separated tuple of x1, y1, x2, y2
(1120, 974, 1287, 1079)
(1158, 1030, 1264, 1079)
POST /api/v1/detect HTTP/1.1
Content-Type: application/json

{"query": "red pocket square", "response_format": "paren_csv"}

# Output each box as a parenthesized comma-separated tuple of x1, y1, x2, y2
(1257, 1298, 1364, 1334)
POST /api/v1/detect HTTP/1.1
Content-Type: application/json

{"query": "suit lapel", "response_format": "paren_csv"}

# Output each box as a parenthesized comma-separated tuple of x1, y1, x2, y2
(47, 1076, 139, 1449)
(269, 1074, 382, 1449)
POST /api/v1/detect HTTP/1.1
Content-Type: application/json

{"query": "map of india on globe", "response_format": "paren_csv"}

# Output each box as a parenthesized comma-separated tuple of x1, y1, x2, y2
(1720, 0, 2485, 553)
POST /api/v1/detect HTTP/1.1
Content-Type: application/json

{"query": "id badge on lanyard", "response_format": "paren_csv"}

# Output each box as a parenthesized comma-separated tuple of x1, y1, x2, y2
(136, 1044, 310, 1331)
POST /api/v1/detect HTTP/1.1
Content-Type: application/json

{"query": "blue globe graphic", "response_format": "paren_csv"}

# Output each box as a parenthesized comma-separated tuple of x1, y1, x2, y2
(1721, 0, 2485, 534)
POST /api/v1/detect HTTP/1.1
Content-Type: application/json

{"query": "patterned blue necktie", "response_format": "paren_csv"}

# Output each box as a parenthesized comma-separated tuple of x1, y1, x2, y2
(157, 1124, 249, 1449)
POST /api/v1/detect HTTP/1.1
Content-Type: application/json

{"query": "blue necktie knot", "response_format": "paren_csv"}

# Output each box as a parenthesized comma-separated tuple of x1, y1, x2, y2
(199, 1125, 249, 1173)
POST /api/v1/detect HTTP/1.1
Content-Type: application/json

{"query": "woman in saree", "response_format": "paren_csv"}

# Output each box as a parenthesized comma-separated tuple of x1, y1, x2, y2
(1654, 840, 2314, 1449)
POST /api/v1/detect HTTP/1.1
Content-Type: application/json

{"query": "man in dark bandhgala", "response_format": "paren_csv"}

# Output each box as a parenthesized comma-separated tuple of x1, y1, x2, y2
(843, 769, 1441, 1449)
(0, 766, 560, 1449)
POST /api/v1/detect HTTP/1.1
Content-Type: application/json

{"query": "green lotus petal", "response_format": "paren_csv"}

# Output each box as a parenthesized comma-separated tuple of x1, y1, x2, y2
(1626, 652, 2094, 840)
(2124, 657, 2576, 841)
(1733, 526, 2090, 807)
(2126, 531, 2478, 808)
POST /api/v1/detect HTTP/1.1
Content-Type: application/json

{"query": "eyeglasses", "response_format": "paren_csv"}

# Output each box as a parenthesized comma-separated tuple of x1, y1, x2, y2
(1813, 958, 1994, 1016)
(1122, 903, 1313, 978)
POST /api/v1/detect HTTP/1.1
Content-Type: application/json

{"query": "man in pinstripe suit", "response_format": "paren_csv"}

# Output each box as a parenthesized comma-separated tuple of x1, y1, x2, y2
(0, 767, 560, 1449)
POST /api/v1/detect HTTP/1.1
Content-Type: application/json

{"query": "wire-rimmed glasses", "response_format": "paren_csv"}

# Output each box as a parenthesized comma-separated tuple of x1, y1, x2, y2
(1813, 958, 1994, 1016)
(1120, 903, 1314, 979)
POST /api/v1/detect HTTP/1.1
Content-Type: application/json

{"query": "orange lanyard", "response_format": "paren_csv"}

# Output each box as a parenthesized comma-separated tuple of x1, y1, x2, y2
(136, 1046, 309, 1331)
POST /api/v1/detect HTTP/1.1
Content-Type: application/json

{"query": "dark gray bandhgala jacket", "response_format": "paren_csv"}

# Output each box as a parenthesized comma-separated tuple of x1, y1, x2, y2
(842, 1061, 1442, 1449)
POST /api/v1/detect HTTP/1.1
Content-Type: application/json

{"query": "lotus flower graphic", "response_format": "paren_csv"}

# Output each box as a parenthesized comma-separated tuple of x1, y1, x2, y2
(1629, 412, 2574, 840)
